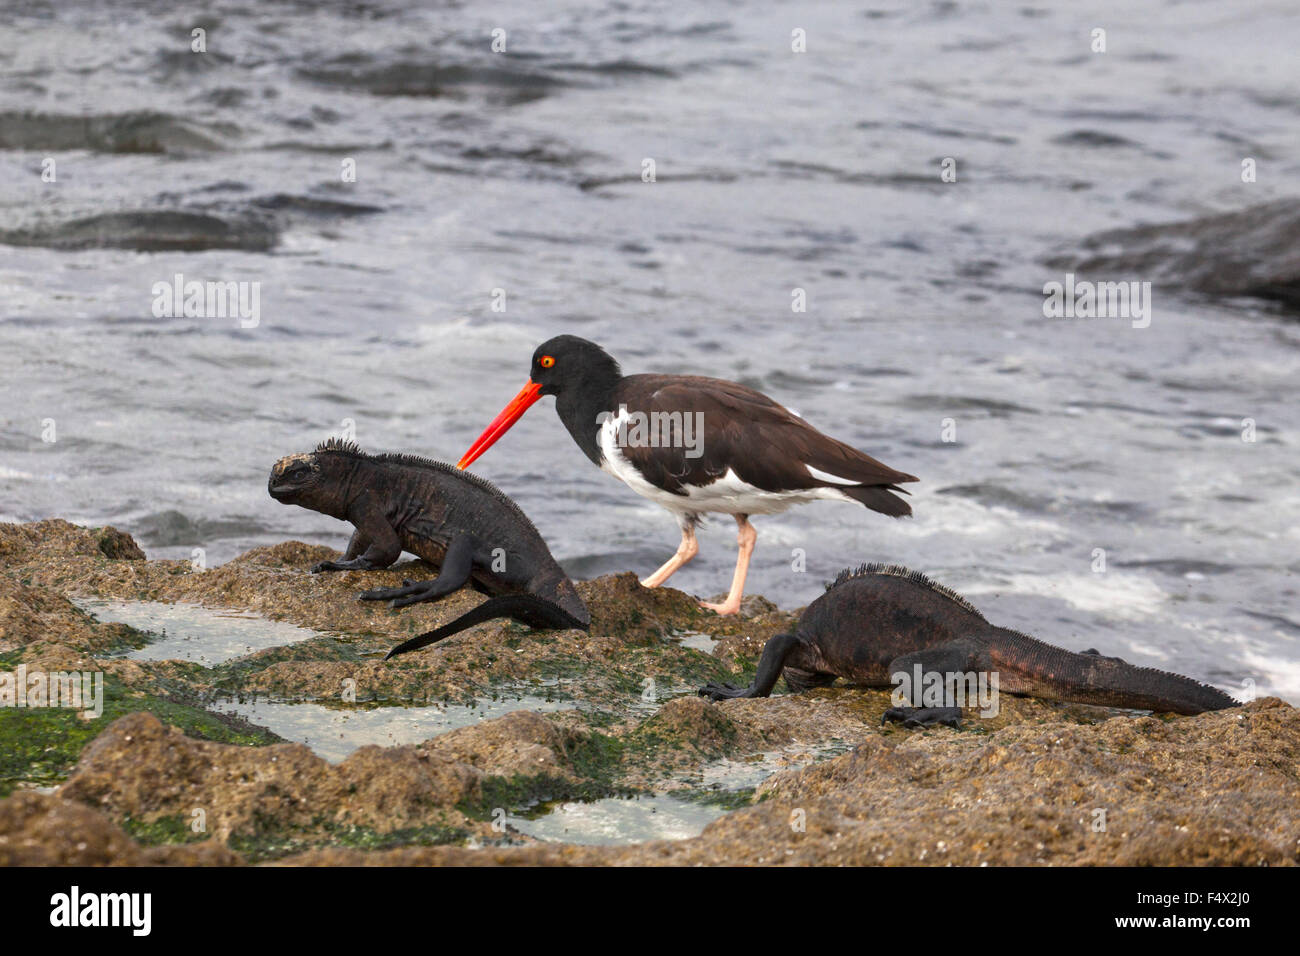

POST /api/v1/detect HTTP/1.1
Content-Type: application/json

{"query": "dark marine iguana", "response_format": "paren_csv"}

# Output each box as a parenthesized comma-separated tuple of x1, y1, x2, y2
(267, 439, 589, 658)
(699, 564, 1236, 724)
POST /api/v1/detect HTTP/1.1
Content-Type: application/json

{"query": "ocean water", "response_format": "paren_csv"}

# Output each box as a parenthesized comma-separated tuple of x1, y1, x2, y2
(1, 0, 1297, 700)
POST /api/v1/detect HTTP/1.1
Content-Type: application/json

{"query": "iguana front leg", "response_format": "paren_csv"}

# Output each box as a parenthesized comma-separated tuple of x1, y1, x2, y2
(311, 494, 401, 573)
(335, 528, 368, 561)
(699, 632, 803, 700)
(880, 641, 982, 729)
(357, 533, 475, 609)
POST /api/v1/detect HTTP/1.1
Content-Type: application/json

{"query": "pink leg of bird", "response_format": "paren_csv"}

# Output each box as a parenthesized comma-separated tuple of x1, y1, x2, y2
(700, 515, 756, 616)
(640, 522, 699, 588)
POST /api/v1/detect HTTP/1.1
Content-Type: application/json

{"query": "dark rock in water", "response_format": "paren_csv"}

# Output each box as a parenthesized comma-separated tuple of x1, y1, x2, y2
(1051, 199, 1300, 310)
(1050, 129, 1138, 149)
(298, 59, 565, 105)
(0, 210, 278, 252)
(1, 192, 377, 256)
(296, 53, 672, 104)
(135, 509, 260, 547)
(0, 110, 233, 153)
(248, 193, 385, 217)
(132, 509, 195, 547)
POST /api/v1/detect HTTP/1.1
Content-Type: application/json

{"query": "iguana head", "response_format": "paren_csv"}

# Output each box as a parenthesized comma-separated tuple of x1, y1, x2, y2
(267, 452, 324, 505)
(269, 439, 368, 515)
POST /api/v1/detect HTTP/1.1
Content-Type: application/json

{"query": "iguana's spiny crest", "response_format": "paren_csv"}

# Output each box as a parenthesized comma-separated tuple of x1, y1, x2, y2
(827, 562, 986, 620)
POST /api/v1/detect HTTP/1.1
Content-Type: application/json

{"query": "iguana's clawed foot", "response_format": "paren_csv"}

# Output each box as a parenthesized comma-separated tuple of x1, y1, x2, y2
(356, 578, 451, 610)
(698, 681, 755, 701)
(357, 580, 423, 602)
(313, 557, 382, 573)
(388, 591, 439, 610)
(881, 706, 963, 729)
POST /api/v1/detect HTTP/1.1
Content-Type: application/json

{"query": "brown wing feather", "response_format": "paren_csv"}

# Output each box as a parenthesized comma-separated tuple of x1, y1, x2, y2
(612, 375, 917, 500)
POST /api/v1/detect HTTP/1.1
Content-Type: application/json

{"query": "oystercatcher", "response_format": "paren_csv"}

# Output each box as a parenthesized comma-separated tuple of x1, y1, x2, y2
(457, 335, 918, 615)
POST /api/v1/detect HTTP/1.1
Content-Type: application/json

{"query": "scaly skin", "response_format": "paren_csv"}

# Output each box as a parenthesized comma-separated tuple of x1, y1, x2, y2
(268, 439, 588, 657)
(699, 564, 1236, 718)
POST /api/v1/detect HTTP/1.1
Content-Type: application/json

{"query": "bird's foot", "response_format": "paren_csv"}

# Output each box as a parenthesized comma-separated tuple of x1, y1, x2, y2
(881, 706, 962, 729)
(698, 681, 755, 701)
(699, 598, 741, 616)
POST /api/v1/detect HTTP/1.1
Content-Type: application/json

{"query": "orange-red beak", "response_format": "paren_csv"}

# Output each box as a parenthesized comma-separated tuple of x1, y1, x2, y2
(457, 380, 543, 469)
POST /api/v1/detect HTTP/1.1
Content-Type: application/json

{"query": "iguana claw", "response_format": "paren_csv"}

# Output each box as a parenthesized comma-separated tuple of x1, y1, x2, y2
(698, 681, 754, 701)
(881, 706, 963, 729)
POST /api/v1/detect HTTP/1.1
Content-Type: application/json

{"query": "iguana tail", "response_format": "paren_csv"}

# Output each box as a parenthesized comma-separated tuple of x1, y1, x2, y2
(384, 593, 589, 660)
(990, 626, 1238, 715)
(1075, 652, 1239, 715)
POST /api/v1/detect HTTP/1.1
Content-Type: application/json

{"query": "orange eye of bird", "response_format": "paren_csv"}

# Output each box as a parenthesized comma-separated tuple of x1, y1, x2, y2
(539, 355, 556, 368)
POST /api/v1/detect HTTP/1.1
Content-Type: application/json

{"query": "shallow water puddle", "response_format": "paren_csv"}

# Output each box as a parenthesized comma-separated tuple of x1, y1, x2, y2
(512, 794, 725, 846)
(626, 684, 699, 717)
(670, 629, 718, 653)
(208, 693, 575, 763)
(689, 741, 853, 791)
(76, 598, 322, 664)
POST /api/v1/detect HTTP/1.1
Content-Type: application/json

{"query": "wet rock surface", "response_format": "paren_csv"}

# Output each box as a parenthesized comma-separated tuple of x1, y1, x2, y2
(0, 520, 1294, 865)
(0, 109, 235, 154)
(0, 791, 240, 866)
(60, 711, 498, 852)
(0, 209, 280, 253)
(1051, 198, 1300, 311)
(0, 191, 379, 255)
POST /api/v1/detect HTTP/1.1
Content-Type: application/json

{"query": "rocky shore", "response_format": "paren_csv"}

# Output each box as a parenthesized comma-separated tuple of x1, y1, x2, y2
(1, 520, 1296, 866)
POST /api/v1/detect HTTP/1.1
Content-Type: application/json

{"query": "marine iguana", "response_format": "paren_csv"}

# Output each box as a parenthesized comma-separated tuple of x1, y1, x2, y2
(267, 439, 589, 659)
(698, 563, 1236, 723)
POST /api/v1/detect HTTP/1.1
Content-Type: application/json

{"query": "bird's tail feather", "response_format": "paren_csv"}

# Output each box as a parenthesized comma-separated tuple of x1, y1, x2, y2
(841, 483, 913, 517)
